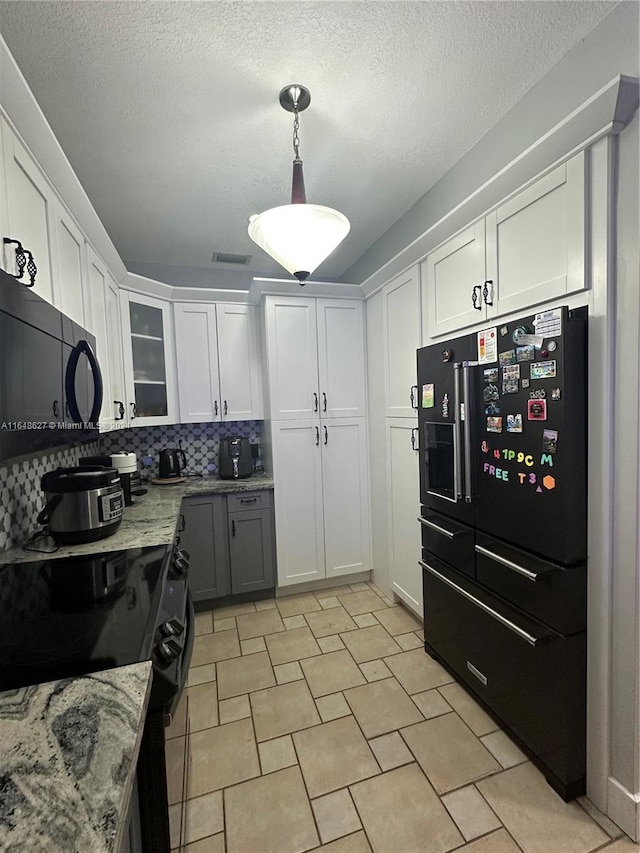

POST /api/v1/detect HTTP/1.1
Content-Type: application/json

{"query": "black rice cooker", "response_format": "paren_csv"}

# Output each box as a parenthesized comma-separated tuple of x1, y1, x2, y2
(38, 466, 124, 544)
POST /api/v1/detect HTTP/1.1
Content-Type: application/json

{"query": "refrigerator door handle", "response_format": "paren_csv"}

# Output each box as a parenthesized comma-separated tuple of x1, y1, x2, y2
(419, 560, 542, 646)
(453, 364, 463, 501)
(462, 362, 473, 503)
(474, 545, 548, 582)
(417, 516, 460, 540)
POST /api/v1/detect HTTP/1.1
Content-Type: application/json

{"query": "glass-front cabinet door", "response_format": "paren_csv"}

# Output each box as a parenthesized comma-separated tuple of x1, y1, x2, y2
(121, 291, 177, 426)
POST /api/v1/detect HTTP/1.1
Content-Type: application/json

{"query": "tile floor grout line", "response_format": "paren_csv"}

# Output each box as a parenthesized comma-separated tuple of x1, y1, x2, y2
(288, 718, 324, 849)
(472, 780, 528, 853)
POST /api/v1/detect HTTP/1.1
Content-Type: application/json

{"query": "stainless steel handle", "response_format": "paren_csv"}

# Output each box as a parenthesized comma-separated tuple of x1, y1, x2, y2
(410, 385, 418, 409)
(417, 516, 459, 540)
(475, 545, 540, 582)
(462, 363, 472, 503)
(324, 425, 328, 445)
(419, 559, 540, 646)
(322, 392, 327, 412)
(453, 364, 463, 501)
(411, 427, 419, 451)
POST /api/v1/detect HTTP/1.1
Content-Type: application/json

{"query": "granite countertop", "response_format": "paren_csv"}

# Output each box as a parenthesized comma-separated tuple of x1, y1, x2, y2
(1, 472, 274, 565)
(0, 661, 152, 853)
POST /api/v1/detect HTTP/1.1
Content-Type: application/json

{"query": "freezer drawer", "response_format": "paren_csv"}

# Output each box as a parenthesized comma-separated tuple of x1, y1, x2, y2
(419, 509, 475, 578)
(421, 554, 585, 799)
(475, 535, 586, 635)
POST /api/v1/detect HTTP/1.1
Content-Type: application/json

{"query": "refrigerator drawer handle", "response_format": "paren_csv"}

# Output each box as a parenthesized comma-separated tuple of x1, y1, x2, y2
(419, 560, 540, 646)
(474, 545, 539, 582)
(417, 516, 459, 540)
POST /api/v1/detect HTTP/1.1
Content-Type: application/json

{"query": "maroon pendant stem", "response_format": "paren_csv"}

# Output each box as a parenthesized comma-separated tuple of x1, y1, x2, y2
(291, 159, 307, 204)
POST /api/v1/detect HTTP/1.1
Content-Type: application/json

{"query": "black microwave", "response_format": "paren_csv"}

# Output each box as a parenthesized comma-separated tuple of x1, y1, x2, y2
(0, 267, 103, 462)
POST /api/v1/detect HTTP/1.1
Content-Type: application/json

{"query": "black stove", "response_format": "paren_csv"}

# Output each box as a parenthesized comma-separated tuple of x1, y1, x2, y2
(0, 543, 192, 714)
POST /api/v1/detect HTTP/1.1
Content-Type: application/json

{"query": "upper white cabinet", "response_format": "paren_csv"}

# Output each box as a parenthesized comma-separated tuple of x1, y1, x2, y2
(121, 291, 177, 426)
(272, 416, 370, 586)
(53, 200, 87, 328)
(264, 295, 365, 420)
(0, 116, 55, 303)
(174, 302, 263, 423)
(382, 267, 421, 417)
(422, 151, 587, 340)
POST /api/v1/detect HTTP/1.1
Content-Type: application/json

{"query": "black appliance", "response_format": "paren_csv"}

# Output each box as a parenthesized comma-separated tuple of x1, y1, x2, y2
(81, 453, 146, 506)
(417, 306, 587, 800)
(0, 542, 193, 853)
(158, 447, 187, 479)
(219, 436, 252, 479)
(38, 466, 124, 544)
(0, 266, 103, 461)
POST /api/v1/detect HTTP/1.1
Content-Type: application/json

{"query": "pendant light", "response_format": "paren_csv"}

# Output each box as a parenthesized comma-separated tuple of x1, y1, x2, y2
(248, 85, 350, 285)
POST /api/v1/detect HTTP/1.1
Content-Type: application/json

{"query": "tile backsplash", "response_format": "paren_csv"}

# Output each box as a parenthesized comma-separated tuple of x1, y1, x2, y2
(0, 422, 263, 553)
(0, 441, 100, 553)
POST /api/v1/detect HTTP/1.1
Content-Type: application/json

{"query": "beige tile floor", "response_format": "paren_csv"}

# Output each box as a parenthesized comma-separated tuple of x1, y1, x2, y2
(167, 582, 638, 853)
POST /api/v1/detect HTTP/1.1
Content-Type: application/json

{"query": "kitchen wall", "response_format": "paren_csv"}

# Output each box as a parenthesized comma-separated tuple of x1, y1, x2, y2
(99, 421, 262, 479)
(0, 441, 99, 553)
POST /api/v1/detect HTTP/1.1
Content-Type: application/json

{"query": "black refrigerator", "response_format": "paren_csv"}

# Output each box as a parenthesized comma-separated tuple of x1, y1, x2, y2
(416, 305, 587, 800)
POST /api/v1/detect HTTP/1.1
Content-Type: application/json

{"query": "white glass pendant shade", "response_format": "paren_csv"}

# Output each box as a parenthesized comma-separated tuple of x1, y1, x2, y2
(248, 204, 350, 282)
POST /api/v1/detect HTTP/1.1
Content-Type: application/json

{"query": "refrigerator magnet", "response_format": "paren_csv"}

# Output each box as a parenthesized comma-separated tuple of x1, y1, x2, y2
(522, 378, 530, 389)
(551, 387, 562, 400)
(483, 367, 499, 384)
(527, 399, 547, 421)
(422, 384, 435, 408)
(516, 344, 535, 362)
(483, 384, 500, 402)
(442, 393, 449, 418)
(502, 379, 519, 395)
(486, 416, 503, 433)
(542, 429, 558, 454)
(485, 402, 501, 416)
(499, 350, 516, 366)
(506, 414, 523, 433)
(477, 327, 498, 364)
(530, 360, 557, 380)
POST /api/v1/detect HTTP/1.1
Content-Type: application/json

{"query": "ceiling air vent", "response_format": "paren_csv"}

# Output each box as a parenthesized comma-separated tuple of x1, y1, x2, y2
(211, 251, 252, 265)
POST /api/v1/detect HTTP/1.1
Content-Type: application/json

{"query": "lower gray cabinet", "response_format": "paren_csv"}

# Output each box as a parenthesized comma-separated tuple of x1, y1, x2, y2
(181, 490, 275, 602)
(179, 494, 230, 602)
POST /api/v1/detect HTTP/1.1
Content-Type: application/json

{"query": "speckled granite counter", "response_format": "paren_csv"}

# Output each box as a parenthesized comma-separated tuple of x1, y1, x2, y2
(1, 472, 274, 565)
(0, 661, 152, 853)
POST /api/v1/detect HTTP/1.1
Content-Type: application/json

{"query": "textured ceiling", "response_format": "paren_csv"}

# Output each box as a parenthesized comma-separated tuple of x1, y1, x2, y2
(0, 1, 617, 284)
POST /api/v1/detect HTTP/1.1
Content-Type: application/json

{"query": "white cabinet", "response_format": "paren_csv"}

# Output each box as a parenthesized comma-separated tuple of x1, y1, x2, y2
(174, 302, 262, 423)
(382, 267, 421, 417)
(272, 417, 370, 587)
(53, 200, 87, 327)
(422, 151, 587, 340)
(422, 223, 487, 340)
(121, 291, 177, 426)
(0, 116, 56, 303)
(386, 418, 422, 616)
(264, 296, 365, 420)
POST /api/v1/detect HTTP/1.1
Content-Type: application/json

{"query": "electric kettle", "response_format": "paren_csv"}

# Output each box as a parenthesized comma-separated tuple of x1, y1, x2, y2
(158, 447, 186, 479)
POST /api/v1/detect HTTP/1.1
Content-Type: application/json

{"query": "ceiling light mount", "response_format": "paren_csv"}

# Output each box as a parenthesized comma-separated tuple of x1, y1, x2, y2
(248, 84, 350, 285)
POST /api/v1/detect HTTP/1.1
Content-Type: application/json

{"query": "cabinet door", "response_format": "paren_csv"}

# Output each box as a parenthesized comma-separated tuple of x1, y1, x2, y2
(386, 418, 422, 616)
(316, 299, 365, 418)
(105, 273, 128, 429)
(53, 200, 87, 327)
(216, 304, 263, 421)
(264, 297, 319, 419)
(0, 117, 56, 303)
(228, 508, 275, 594)
(422, 222, 487, 339)
(485, 152, 586, 317)
(180, 496, 230, 602)
(87, 247, 111, 430)
(382, 267, 421, 417)
(271, 420, 325, 586)
(174, 303, 220, 423)
(321, 418, 371, 578)
(121, 292, 177, 426)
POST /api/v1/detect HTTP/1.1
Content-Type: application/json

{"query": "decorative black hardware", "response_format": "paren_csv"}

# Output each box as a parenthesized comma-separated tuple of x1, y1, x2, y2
(130, 402, 137, 419)
(3, 238, 37, 287)
(52, 400, 59, 418)
(322, 392, 327, 412)
(324, 425, 328, 445)
(223, 400, 228, 415)
(471, 285, 482, 310)
(214, 400, 218, 416)
(483, 280, 494, 306)
(240, 497, 257, 504)
(114, 400, 125, 420)
(313, 392, 318, 412)
(315, 426, 320, 445)
(232, 520, 236, 537)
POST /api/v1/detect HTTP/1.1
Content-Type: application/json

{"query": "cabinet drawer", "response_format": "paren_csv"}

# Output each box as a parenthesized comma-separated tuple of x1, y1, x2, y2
(421, 554, 585, 797)
(419, 509, 474, 578)
(226, 490, 272, 513)
(475, 535, 586, 635)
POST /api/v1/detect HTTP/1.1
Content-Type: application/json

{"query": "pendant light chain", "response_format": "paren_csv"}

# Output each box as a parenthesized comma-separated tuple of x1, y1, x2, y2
(292, 103, 301, 160)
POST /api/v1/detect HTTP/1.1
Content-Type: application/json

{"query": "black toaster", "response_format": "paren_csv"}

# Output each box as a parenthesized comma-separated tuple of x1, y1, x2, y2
(218, 437, 253, 479)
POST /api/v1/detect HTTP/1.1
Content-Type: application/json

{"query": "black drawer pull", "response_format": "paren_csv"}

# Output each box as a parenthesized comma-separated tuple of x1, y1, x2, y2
(419, 559, 540, 646)
(240, 497, 258, 504)
(417, 516, 460, 540)
(475, 545, 541, 582)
